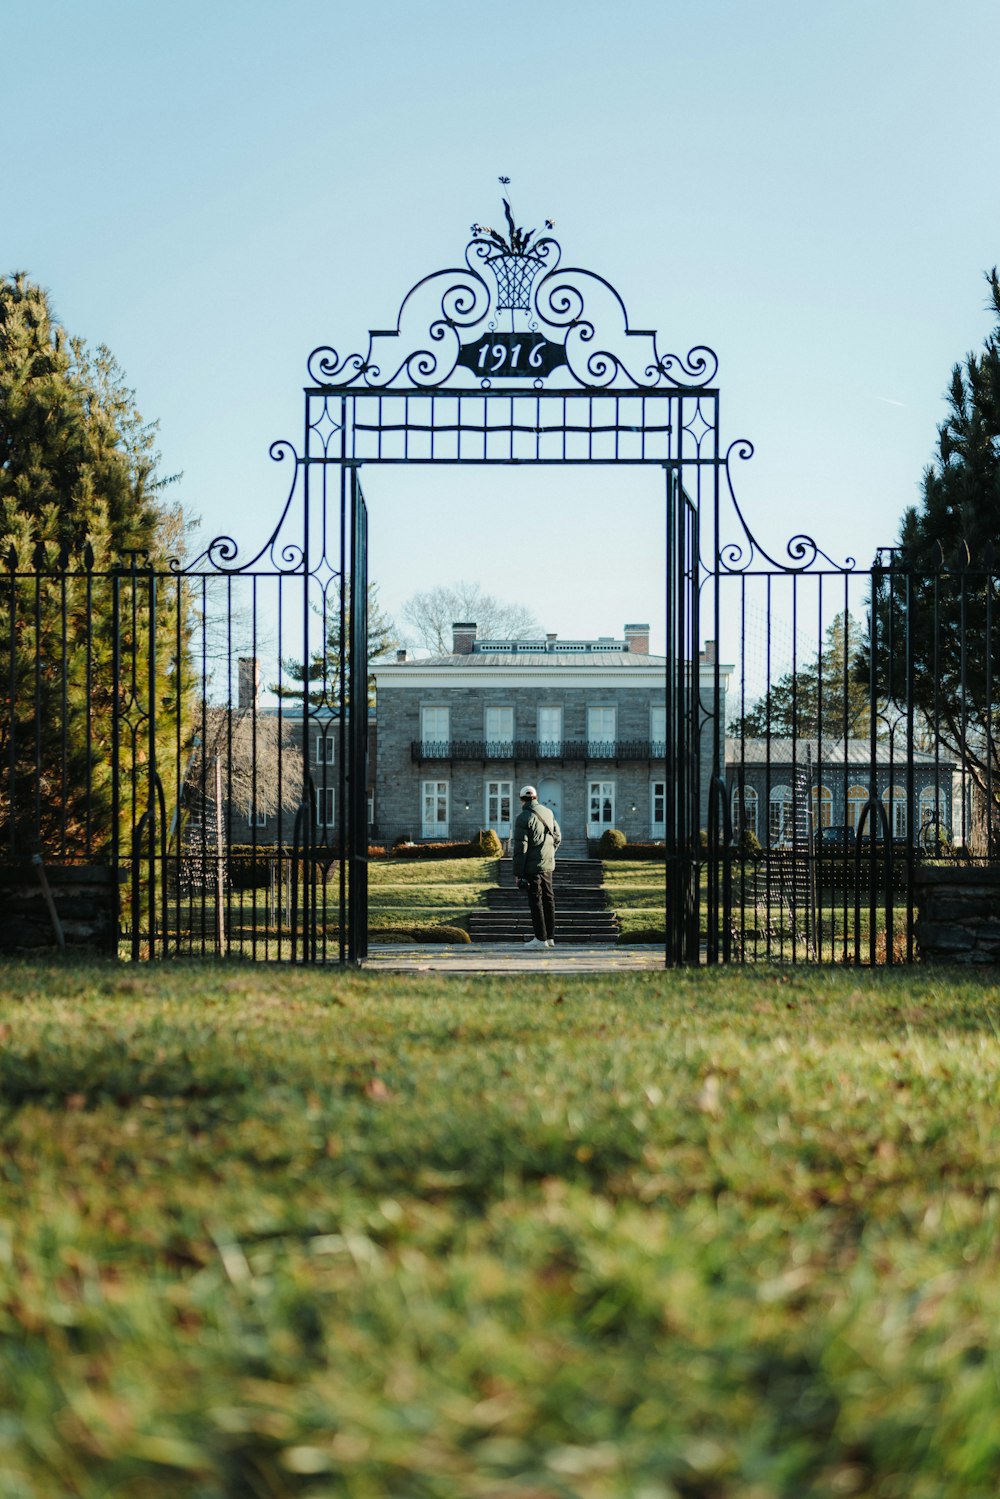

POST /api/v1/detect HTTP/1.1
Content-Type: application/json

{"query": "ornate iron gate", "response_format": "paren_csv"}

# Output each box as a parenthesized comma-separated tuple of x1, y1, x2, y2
(5, 195, 993, 964)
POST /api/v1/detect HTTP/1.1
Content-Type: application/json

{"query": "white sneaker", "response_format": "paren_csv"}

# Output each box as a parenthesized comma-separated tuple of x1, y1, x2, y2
(546, 939, 555, 948)
(523, 937, 548, 949)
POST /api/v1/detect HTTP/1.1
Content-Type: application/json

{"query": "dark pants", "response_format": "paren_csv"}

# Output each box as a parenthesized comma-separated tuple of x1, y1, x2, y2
(525, 870, 555, 940)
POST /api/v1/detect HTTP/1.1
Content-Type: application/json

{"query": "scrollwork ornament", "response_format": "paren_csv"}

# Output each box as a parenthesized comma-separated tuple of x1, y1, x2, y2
(655, 345, 719, 388)
(304, 205, 722, 392)
(307, 348, 367, 386)
(186, 441, 305, 576)
(718, 438, 856, 575)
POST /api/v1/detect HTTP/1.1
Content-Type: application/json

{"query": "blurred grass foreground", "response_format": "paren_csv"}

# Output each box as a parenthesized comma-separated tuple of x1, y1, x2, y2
(1, 959, 999, 1497)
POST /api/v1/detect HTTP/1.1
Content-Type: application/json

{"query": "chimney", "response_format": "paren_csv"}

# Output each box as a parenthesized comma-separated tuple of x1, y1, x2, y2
(700, 639, 717, 664)
(238, 656, 260, 711)
(546, 632, 557, 651)
(452, 621, 477, 655)
(396, 648, 408, 662)
(624, 623, 650, 655)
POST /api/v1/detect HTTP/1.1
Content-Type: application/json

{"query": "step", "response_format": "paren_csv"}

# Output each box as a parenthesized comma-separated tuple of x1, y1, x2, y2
(497, 860, 604, 886)
(469, 912, 620, 931)
(553, 841, 590, 860)
(468, 924, 620, 946)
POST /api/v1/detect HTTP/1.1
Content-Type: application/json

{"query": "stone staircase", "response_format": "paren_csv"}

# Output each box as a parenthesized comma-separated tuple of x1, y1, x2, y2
(467, 858, 620, 945)
(553, 837, 590, 860)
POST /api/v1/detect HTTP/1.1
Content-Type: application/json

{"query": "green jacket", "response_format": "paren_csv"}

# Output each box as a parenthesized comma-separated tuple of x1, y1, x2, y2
(511, 800, 562, 878)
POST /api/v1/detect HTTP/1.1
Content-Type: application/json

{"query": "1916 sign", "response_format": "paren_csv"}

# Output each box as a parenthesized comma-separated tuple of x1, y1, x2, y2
(456, 332, 566, 380)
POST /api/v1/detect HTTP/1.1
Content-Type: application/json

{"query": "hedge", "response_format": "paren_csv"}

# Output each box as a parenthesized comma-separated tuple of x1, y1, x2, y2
(601, 842, 667, 861)
(389, 841, 488, 860)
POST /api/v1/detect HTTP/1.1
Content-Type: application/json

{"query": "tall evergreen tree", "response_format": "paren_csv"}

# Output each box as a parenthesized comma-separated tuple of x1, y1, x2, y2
(877, 269, 1000, 801)
(0, 272, 190, 857)
(730, 611, 870, 740)
(275, 583, 399, 709)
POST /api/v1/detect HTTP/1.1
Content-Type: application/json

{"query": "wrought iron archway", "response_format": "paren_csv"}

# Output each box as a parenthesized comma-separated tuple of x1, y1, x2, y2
(7, 191, 979, 966)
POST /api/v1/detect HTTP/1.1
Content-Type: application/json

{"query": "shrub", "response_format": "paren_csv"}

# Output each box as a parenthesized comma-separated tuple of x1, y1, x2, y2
(468, 828, 504, 857)
(598, 828, 628, 857)
(618, 927, 666, 944)
(390, 841, 482, 861)
(226, 845, 287, 891)
(408, 924, 472, 943)
(611, 842, 667, 861)
(738, 828, 762, 859)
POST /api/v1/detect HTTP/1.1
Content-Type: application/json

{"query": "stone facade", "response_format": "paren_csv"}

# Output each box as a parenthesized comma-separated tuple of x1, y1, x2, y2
(914, 866, 1000, 964)
(372, 625, 728, 847)
(0, 863, 120, 953)
(726, 738, 955, 849)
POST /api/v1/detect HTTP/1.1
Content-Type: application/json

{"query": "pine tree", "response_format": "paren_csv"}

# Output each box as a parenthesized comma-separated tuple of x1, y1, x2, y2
(275, 583, 399, 709)
(0, 273, 191, 858)
(879, 269, 1000, 800)
(730, 612, 870, 740)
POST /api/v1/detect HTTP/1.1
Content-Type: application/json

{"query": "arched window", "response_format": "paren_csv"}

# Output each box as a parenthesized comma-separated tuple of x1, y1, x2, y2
(769, 784, 793, 847)
(732, 783, 758, 838)
(882, 785, 907, 838)
(846, 784, 868, 834)
(811, 784, 833, 830)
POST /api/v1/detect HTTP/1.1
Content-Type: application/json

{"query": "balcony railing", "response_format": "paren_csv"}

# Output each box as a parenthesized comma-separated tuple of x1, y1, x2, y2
(411, 739, 667, 763)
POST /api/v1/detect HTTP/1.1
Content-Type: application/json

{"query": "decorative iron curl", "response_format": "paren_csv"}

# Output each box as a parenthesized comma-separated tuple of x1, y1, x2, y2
(307, 265, 491, 389)
(655, 345, 719, 388)
(717, 438, 857, 575)
(184, 440, 305, 576)
(303, 225, 720, 392)
(307, 348, 367, 385)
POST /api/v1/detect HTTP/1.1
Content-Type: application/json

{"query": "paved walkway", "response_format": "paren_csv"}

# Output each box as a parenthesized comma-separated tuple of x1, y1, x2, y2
(364, 943, 665, 973)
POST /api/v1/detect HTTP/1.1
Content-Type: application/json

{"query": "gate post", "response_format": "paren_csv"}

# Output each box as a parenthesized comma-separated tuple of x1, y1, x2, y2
(347, 469, 369, 964)
(664, 467, 701, 966)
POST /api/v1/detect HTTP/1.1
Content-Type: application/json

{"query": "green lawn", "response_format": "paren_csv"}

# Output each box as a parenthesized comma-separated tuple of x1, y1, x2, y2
(1, 959, 999, 1496)
(601, 858, 666, 935)
(367, 855, 498, 936)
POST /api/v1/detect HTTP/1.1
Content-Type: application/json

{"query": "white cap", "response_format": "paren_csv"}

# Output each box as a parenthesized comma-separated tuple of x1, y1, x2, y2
(519, 785, 538, 799)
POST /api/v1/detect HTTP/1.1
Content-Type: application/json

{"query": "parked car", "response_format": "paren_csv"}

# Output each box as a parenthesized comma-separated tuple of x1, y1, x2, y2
(818, 826, 856, 851)
(859, 832, 910, 853)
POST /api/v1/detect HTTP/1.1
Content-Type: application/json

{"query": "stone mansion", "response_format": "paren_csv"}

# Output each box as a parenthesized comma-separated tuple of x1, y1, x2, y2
(371, 623, 727, 851)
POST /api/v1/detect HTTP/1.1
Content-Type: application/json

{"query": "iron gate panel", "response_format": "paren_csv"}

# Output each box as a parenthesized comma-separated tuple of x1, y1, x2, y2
(6, 198, 992, 964)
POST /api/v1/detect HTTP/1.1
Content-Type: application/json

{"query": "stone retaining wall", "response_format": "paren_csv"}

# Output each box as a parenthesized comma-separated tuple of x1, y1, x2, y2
(914, 865, 1000, 964)
(0, 863, 120, 954)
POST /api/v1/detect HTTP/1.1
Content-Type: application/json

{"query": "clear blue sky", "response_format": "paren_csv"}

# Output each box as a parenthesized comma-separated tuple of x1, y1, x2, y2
(6, 0, 1000, 657)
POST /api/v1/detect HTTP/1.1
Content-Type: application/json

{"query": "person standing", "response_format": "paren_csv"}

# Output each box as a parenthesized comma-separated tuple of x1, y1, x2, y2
(511, 785, 561, 949)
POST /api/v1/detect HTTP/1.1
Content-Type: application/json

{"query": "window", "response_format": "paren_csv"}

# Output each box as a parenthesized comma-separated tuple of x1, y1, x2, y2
(422, 780, 449, 838)
(650, 703, 666, 756)
(846, 783, 868, 833)
(587, 706, 616, 756)
(485, 780, 513, 836)
(882, 784, 907, 838)
(651, 780, 666, 835)
(588, 780, 615, 834)
(314, 787, 335, 828)
(538, 706, 563, 757)
(247, 803, 267, 829)
(812, 784, 833, 830)
(768, 785, 793, 847)
(421, 706, 450, 752)
(368, 792, 374, 828)
(315, 733, 335, 764)
(732, 783, 758, 838)
(485, 706, 514, 755)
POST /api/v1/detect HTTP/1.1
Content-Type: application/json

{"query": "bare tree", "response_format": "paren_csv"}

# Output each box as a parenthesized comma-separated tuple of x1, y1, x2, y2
(201, 706, 303, 823)
(402, 582, 541, 653)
